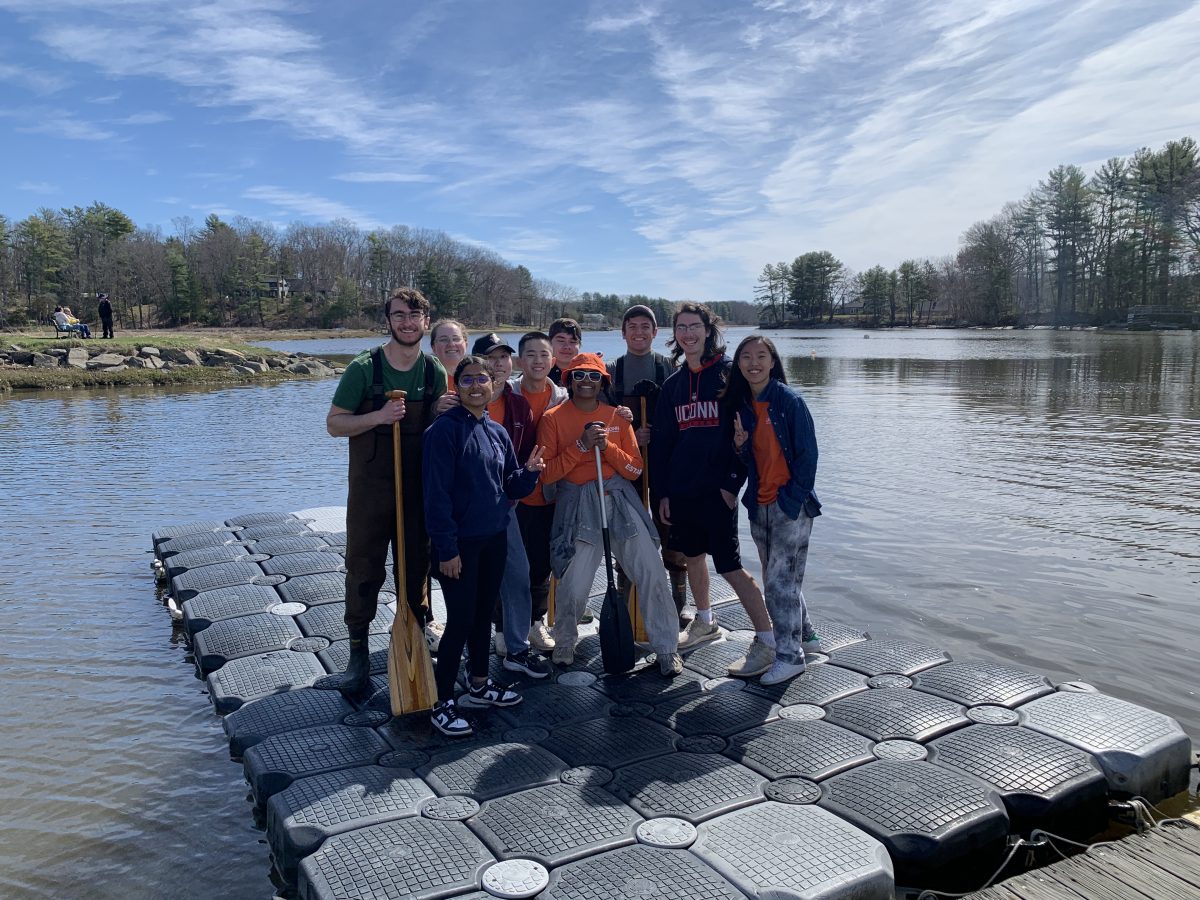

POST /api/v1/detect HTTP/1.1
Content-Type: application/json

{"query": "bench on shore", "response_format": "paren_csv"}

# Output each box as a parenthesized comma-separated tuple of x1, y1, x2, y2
(50, 317, 74, 337)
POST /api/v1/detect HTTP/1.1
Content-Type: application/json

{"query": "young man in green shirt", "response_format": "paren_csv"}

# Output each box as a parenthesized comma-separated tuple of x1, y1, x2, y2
(322, 287, 447, 694)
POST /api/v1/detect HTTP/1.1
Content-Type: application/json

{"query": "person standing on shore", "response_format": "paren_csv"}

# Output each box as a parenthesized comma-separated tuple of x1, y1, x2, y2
(472, 332, 551, 678)
(723, 334, 822, 684)
(650, 303, 776, 676)
(97, 293, 114, 339)
(422, 355, 545, 736)
(604, 304, 689, 624)
(321, 287, 447, 695)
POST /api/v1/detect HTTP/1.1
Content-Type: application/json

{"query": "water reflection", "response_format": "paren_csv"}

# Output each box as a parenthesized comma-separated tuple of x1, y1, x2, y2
(1, 328, 1197, 897)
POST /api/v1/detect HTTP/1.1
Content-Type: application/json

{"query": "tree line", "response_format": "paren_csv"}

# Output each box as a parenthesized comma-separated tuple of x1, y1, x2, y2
(0, 207, 684, 331)
(757, 137, 1200, 327)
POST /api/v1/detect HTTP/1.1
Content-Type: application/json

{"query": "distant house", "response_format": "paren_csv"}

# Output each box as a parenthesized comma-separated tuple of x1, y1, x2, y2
(580, 313, 610, 329)
(1126, 305, 1199, 329)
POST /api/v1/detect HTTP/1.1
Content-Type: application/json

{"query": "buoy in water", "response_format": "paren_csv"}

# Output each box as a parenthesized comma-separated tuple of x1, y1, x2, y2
(167, 598, 183, 621)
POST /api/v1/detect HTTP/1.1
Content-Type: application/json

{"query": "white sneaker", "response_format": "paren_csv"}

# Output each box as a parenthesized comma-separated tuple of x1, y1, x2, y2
(727, 638, 775, 678)
(678, 617, 720, 650)
(424, 621, 445, 653)
(659, 652, 684, 677)
(551, 645, 574, 667)
(528, 621, 555, 652)
(493, 631, 506, 656)
(760, 659, 807, 686)
(802, 631, 823, 654)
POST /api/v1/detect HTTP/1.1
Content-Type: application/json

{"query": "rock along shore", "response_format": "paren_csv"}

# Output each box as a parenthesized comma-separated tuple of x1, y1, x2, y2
(0, 342, 344, 391)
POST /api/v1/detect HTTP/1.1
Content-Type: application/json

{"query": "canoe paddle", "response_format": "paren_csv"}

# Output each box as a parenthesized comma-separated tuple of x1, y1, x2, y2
(385, 389, 437, 715)
(591, 426, 635, 674)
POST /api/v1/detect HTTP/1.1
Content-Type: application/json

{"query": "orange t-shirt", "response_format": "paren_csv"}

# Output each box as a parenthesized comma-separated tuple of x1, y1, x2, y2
(487, 392, 506, 424)
(753, 401, 790, 505)
(538, 401, 643, 487)
(523, 381, 554, 426)
(519, 381, 556, 506)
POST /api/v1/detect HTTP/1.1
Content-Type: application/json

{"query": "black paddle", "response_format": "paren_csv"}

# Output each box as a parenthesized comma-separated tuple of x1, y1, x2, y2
(590, 426, 635, 674)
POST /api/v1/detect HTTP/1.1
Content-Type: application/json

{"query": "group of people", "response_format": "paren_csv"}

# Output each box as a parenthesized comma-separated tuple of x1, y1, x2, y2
(52, 293, 115, 339)
(323, 287, 821, 737)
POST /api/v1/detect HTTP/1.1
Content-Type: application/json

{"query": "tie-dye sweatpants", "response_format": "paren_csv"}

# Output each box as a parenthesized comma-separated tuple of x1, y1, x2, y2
(750, 501, 815, 665)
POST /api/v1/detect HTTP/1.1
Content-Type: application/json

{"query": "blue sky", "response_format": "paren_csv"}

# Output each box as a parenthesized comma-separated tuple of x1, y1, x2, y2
(2, 0, 1198, 301)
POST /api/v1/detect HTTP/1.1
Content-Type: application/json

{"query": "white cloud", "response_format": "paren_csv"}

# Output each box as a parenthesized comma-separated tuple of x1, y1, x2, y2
(113, 111, 171, 124)
(587, 6, 658, 32)
(333, 172, 437, 184)
(17, 179, 60, 193)
(7, 109, 115, 140)
(567, 205, 594, 214)
(243, 185, 384, 228)
(0, 62, 67, 93)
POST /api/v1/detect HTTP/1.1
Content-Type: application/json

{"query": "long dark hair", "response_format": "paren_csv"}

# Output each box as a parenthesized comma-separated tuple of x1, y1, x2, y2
(667, 301, 725, 365)
(720, 334, 787, 419)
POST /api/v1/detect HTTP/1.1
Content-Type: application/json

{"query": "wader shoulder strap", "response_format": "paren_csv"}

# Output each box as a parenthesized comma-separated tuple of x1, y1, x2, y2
(369, 346, 387, 411)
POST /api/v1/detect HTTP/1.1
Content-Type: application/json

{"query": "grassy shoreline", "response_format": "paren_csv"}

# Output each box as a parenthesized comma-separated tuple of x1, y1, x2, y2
(0, 331, 345, 392)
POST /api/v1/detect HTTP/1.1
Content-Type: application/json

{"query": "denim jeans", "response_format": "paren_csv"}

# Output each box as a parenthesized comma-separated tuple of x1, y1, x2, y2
(497, 507, 532, 654)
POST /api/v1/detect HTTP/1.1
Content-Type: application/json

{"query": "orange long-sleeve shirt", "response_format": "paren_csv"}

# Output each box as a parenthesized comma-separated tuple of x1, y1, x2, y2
(538, 401, 643, 486)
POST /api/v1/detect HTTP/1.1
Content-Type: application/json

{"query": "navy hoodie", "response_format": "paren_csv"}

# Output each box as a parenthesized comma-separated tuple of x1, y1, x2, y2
(650, 353, 745, 500)
(422, 405, 539, 562)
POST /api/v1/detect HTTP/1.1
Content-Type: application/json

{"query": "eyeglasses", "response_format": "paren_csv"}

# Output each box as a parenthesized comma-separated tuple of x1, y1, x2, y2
(674, 322, 706, 334)
(458, 374, 492, 386)
(388, 311, 425, 323)
(570, 370, 603, 382)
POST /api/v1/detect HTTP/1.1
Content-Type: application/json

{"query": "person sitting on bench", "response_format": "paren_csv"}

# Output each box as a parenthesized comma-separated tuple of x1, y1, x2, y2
(54, 307, 91, 338)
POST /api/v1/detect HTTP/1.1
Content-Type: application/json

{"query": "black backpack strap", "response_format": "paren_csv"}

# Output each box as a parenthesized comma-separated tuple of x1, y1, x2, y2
(614, 356, 625, 401)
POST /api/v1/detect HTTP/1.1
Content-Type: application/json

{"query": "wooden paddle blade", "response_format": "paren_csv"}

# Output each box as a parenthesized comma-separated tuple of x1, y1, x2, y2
(388, 600, 437, 715)
(599, 584, 635, 674)
(627, 583, 648, 643)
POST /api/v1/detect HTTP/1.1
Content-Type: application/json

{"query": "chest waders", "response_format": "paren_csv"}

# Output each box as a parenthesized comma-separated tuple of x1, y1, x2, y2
(344, 349, 437, 634)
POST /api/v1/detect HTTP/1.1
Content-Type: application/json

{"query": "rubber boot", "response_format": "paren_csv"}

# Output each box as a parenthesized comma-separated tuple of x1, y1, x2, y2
(315, 625, 371, 696)
(671, 570, 692, 627)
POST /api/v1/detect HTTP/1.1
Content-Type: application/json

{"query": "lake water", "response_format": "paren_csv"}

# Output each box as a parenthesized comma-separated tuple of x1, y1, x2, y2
(1, 326, 1197, 898)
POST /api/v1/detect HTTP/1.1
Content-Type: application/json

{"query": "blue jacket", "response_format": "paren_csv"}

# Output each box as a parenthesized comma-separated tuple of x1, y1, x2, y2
(422, 405, 539, 562)
(734, 378, 821, 521)
(650, 354, 745, 500)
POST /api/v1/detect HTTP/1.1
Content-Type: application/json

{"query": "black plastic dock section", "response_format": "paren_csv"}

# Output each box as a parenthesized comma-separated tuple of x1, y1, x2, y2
(154, 507, 1196, 899)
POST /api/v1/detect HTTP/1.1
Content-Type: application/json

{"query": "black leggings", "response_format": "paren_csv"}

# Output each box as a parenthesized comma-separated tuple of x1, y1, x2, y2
(517, 503, 555, 622)
(433, 529, 507, 702)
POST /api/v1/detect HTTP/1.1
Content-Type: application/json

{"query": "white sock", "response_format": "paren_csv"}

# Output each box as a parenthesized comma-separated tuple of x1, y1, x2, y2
(697, 609, 714, 624)
(756, 630, 776, 648)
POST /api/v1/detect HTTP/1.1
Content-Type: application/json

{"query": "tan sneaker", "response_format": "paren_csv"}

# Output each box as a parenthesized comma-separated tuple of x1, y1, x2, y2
(678, 617, 720, 650)
(424, 621, 445, 653)
(659, 652, 684, 677)
(528, 621, 556, 652)
(551, 645, 575, 667)
(727, 638, 776, 678)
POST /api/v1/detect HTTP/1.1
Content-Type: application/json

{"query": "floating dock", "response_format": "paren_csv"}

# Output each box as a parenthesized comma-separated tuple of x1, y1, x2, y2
(153, 507, 1197, 899)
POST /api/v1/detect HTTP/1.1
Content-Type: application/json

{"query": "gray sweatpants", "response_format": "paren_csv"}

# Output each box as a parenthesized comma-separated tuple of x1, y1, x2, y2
(750, 502, 814, 665)
(553, 496, 679, 657)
